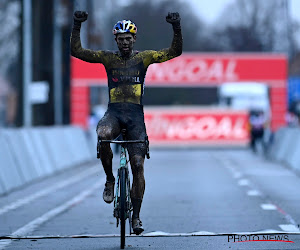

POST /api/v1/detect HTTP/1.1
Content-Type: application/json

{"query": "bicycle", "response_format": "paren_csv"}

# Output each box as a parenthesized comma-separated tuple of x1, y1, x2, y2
(97, 129, 150, 249)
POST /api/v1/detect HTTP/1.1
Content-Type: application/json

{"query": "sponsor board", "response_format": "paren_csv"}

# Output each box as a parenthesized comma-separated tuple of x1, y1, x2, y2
(71, 53, 287, 130)
(144, 107, 249, 146)
(71, 54, 286, 85)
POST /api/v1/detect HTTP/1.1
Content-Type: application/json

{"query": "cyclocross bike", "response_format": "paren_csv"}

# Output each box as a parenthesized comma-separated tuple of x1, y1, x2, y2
(97, 129, 150, 249)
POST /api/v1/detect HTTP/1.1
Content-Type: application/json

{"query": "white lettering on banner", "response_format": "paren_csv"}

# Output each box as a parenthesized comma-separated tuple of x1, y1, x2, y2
(195, 117, 217, 139)
(147, 59, 239, 82)
(215, 117, 232, 138)
(145, 115, 247, 140)
(207, 61, 223, 80)
(225, 60, 238, 80)
(233, 118, 248, 138)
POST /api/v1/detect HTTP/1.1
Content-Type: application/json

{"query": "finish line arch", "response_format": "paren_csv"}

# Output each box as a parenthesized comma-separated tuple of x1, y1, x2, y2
(71, 53, 287, 131)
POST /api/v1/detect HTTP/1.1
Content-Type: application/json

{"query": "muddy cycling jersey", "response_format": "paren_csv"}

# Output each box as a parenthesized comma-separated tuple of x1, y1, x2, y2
(70, 28, 182, 105)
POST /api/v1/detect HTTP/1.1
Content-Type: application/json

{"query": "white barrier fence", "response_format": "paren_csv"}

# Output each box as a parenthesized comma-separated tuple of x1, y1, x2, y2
(267, 127, 300, 172)
(2, 125, 297, 196)
(0, 126, 97, 196)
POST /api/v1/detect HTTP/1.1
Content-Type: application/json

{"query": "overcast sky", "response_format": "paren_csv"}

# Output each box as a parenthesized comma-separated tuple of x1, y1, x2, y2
(189, 0, 300, 23)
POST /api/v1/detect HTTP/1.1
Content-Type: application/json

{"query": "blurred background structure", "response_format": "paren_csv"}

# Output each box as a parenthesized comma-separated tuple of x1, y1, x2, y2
(1, 0, 300, 134)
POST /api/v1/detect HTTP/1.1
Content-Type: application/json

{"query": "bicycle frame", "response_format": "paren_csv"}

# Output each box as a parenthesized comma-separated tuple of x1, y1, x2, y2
(97, 132, 150, 247)
(113, 144, 133, 234)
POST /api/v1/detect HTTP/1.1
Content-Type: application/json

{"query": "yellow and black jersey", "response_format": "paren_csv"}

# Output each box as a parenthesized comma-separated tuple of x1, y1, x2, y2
(70, 27, 182, 105)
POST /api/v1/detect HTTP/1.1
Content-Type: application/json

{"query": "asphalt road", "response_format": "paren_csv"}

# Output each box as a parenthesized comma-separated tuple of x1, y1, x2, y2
(1, 149, 300, 249)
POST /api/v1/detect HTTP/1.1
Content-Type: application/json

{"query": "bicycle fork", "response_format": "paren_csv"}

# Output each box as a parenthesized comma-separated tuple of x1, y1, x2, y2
(113, 147, 133, 234)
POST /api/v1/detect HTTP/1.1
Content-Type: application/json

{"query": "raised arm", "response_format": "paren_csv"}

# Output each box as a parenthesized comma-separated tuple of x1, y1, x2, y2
(164, 12, 183, 58)
(70, 11, 108, 64)
(143, 12, 183, 66)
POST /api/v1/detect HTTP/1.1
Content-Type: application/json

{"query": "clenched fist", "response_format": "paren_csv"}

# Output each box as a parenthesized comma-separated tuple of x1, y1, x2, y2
(74, 11, 88, 22)
(166, 12, 181, 25)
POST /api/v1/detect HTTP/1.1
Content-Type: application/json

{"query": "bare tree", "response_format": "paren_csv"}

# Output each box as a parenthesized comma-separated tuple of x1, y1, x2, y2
(0, 0, 21, 77)
(89, 0, 300, 54)
(213, 0, 299, 54)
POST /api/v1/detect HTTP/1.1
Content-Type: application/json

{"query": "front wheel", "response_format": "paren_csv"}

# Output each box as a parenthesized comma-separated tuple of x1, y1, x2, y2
(119, 168, 127, 249)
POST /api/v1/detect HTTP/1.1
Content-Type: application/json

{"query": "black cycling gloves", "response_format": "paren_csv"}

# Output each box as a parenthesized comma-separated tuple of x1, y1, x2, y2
(166, 12, 181, 31)
(73, 11, 88, 30)
(73, 11, 181, 32)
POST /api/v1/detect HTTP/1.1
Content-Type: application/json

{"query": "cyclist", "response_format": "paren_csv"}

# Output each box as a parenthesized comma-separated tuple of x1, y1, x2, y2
(71, 11, 182, 234)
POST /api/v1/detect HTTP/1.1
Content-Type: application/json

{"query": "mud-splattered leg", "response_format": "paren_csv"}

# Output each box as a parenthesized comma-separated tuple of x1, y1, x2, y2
(96, 113, 120, 182)
(130, 155, 145, 219)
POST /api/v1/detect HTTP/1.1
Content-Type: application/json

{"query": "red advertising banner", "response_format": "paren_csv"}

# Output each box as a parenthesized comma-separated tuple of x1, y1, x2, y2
(145, 54, 286, 85)
(71, 53, 286, 86)
(71, 53, 287, 131)
(144, 108, 250, 146)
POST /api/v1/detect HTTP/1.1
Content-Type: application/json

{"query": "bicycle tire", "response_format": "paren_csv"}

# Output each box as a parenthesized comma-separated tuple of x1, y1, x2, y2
(119, 167, 127, 249)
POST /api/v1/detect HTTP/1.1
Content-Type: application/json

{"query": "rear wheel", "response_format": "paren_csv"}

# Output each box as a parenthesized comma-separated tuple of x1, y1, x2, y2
(119, 168, 127, 249)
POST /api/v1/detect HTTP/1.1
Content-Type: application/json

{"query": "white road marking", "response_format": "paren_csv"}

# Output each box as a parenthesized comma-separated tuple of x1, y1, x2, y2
(278, 208, 299, 229)
(247, 190, 261, 196)
(143, 231, 216, 236)
(218, 157, 243, 179)
(223, 164, 236, 173)
(279, 224, 300, 232)
(0, 241, 11, 248)
(232, 229, 286, 234)
(145, 230, 300, 236)
(238, 179, 250, 186)
(0, 178, 105, 250)
(217, 154, 300, 234)
(260, 204, 277, 210)
(0, 166, 100, 216)
(3, 230, 300, 239)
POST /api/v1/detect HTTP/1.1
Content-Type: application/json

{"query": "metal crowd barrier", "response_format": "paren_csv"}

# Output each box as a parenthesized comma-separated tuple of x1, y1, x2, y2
(0, 126, 96, 196)
(267, 127, 300, 172)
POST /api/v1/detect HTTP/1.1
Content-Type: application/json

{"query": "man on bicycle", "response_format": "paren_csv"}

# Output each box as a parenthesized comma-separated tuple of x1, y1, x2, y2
(70, 11, 182, 234)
